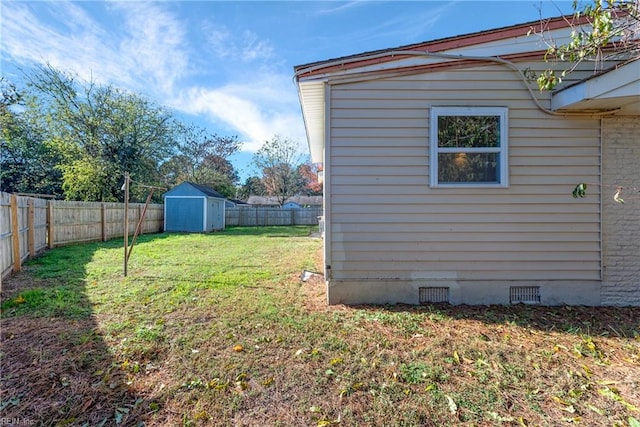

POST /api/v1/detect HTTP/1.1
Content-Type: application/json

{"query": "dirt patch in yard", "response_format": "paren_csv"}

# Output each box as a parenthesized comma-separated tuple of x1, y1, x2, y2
(2, 254, 640, 426)
(2, 296, 639, 426)
(1, 268, 40, 301)
(0, 267, 160, 426)
(0, 316, 157, 426)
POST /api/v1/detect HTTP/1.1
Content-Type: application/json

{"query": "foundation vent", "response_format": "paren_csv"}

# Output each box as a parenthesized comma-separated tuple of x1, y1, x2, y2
(419, 287, 450, 304)
(510, 286, 541, 304)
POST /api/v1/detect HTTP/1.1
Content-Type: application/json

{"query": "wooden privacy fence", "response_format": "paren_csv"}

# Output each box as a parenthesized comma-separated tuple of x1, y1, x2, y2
(0, 191, 163, 280)
(225, 207, 322, 227)
(49, 200, 163, 246)
(1, 192, 322, 280)
(0, 193, 48, 279)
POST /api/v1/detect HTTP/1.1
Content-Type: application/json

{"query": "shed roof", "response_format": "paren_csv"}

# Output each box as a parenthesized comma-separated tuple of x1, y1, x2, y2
(164, 181, 226, 199)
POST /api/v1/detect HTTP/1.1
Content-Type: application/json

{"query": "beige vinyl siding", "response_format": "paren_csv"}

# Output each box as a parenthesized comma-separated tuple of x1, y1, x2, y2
(327, 62, 601, 284)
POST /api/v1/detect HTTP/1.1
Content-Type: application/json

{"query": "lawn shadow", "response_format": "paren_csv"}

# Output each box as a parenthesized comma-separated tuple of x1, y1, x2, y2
(354, 303, 640, 338)
(0, 235, 169, 425)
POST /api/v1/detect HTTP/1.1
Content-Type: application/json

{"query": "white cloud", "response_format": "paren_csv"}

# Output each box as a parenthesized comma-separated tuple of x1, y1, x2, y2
(0, 1, 188, 95)
(205, 26, 234, 58)
(239, 30, 275, 62)
(202, 22, 275, 63)
(1, 1, 119, 83)
(315, 1, 368, 15)
(0, 0, 306, 156)
(170, 72, 306, 153)
(349, 2, 459, 45)
(111, 1, 189, 94)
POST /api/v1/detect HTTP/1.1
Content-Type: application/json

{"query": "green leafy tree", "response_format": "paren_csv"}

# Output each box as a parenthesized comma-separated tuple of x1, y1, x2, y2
(159, 154, 192, 188)
(253, 135, 304, 206)
(160, 126, 241, 197)
(195, 156, 239, 198)
(237, 176, 267, 200)
(0, 77, 64, 195)
(0, 77, 21, 107)
(24, 64, 178, 202)
(533, 1, 639, 201)
(535, 0, 639, 90)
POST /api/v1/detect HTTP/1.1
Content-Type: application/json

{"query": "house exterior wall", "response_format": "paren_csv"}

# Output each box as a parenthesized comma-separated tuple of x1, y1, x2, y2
(325, 62, 604, 305)
(601, 117, 640, 306)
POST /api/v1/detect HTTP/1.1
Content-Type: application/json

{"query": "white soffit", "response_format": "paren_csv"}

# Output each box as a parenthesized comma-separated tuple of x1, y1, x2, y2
(551, 59, 640, 113)
(298, 80, 325, 164)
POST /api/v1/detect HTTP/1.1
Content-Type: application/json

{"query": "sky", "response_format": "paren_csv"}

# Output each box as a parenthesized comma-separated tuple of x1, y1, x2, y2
(0, 0, 575, 180)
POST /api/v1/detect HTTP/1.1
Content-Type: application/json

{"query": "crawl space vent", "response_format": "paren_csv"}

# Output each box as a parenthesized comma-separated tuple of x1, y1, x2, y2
(510, 286, 541, 304)
(419, 287, 450, 304)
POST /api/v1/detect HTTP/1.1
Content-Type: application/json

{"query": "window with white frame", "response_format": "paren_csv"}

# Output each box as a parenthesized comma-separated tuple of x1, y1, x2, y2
(430, 107, 508, 187)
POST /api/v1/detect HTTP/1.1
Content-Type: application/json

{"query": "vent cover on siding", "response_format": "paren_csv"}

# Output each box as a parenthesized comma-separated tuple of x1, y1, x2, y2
(510, 286, 541, 304)
(419, 287, 449, 304)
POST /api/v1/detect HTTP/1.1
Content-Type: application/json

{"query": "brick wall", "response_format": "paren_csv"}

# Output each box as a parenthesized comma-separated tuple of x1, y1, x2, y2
(601, 116, 640, 306)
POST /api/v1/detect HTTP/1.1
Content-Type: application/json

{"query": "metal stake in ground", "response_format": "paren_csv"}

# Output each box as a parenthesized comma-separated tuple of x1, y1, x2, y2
(122, 173, 164, 277)
(123, 172, 130, 277)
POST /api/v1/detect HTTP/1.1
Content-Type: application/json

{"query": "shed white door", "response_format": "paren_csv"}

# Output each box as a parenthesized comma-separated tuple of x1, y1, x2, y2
(208, 200, 224, 230)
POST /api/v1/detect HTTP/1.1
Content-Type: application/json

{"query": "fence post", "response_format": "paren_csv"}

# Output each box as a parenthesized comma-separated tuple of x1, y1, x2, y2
(10, 194, 21, 273)
(47, 201, 55, 249)
(291, 209, 295, 226)
(101, 203, 107, 241)
(138, 204, 143, 234)
(28, 199, 35, 258)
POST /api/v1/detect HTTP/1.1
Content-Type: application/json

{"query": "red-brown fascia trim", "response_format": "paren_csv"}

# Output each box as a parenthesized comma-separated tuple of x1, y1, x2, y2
(309, 51, 549, 83)
(295, 15, 588, 79)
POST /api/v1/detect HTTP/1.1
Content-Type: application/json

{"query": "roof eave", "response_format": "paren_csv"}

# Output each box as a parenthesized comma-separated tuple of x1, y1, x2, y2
(551, 59, 640, 114)
(294, 13, 627, 166)
(293, 14, 585, 79)
(297, 80, 325, 164)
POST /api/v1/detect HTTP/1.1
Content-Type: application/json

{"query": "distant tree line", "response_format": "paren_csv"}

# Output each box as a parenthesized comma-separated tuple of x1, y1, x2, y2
(1, 65, 321, 203)
(245, 135, 322, 205)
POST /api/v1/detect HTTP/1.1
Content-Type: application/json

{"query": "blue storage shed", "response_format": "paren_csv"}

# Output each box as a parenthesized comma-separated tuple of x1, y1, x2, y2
(163, 182, 226, 232)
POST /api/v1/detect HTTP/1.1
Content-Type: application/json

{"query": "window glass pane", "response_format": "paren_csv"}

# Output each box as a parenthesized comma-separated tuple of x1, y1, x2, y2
(437, 115, 500, 148)
(438, 152, 499, 183)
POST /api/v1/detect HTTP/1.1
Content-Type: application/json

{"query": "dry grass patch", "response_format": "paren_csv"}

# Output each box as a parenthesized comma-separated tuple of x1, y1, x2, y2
(1, 227, 639, 426)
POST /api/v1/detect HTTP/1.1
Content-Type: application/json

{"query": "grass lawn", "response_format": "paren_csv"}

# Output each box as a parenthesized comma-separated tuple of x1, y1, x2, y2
(1, 226, 639, 426)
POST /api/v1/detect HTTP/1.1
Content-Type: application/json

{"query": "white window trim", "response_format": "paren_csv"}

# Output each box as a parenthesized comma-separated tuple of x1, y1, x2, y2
(429, 106, 509, 188)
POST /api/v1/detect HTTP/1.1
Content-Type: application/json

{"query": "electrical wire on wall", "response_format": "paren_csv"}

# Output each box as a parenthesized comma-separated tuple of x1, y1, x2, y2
(294, 49, 622, 117)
